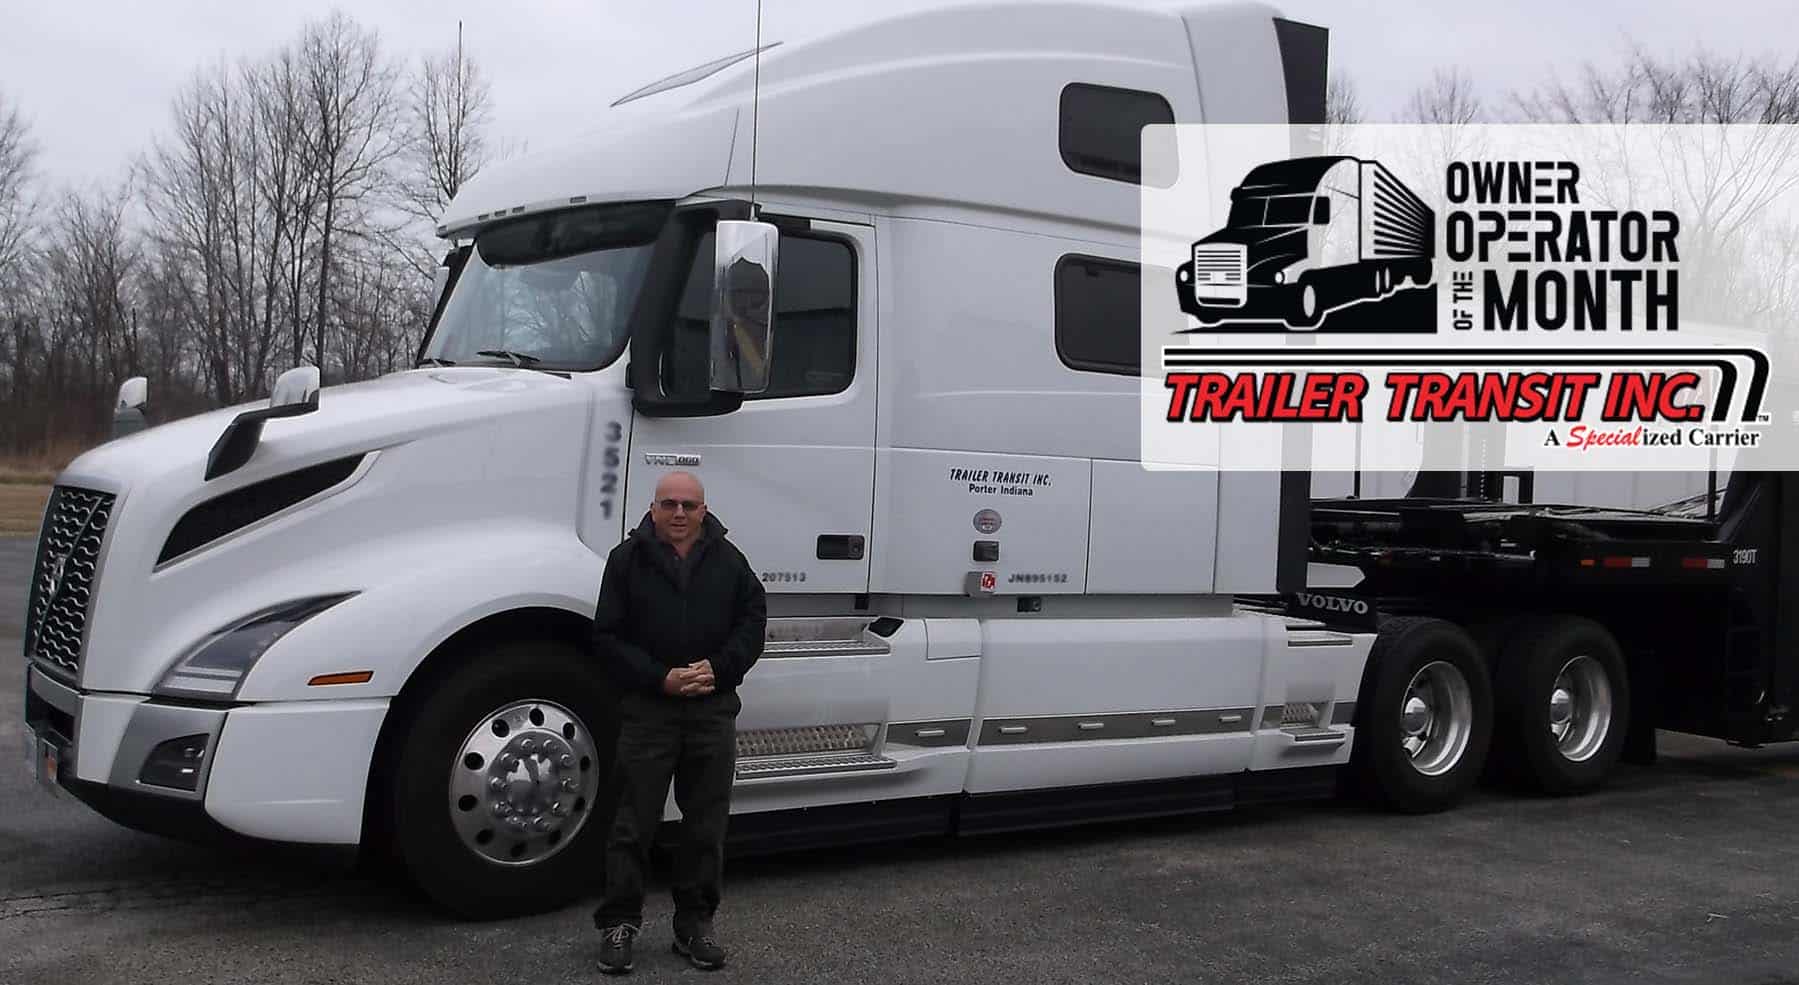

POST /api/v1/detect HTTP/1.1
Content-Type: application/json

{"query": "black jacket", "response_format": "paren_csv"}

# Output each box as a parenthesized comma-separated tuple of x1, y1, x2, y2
(591, 511, 767, 696)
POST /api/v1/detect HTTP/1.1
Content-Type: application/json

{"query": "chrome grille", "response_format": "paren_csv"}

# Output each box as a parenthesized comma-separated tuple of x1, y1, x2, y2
(24, 485, 116, 678)
(1191, 244, 1245, 284)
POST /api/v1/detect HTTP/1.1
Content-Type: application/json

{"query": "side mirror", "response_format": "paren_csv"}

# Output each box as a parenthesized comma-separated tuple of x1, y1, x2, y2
(1313, 197, 1330, 225)
(205, 365, 322, 481)
(117, 376, 148, 412)
(708, 220, 778, 394)
(270, 365, 321, 409)
(111, 376, 149, 440)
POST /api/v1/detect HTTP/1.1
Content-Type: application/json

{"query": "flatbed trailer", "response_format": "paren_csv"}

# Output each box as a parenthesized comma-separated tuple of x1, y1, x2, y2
(1285, 471, 1798, 794)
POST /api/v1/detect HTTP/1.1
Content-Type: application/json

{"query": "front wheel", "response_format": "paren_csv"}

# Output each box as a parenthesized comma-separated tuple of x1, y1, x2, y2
(1289, 280, 1323, 329)
(1353, 617, 1494, 813)
(386, 639, 620, 919)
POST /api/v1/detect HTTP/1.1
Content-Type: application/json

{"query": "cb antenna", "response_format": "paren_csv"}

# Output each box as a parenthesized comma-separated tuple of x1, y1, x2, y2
(750, 0, 763, 216)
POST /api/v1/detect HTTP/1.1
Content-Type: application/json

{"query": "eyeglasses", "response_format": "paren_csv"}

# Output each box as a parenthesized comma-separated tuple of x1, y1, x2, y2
(656, 499, 704, 513)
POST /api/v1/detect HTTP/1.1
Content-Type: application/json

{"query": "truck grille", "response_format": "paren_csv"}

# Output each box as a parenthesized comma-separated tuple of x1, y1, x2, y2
(24, 485, 116, 679)
(1191, 244, 1245, 285)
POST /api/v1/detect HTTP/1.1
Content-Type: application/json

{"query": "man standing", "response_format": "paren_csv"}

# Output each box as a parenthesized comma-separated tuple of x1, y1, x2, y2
(591, 471, 765, 974)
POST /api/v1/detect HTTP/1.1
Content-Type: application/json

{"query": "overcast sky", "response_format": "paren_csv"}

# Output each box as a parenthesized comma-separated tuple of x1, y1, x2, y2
(5, 0, 1796, 191)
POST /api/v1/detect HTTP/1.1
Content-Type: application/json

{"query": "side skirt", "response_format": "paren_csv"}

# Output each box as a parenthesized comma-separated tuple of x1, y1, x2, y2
(708, 767, 1343, 856)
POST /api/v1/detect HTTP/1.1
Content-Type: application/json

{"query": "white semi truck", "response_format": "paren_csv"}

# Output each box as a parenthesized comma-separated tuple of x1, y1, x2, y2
(28, 1, 1788, 920)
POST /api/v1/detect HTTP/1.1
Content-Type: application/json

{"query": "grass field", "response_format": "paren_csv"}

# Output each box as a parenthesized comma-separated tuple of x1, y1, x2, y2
(0, 485, 49, 537)
(0, 447, 70, 536)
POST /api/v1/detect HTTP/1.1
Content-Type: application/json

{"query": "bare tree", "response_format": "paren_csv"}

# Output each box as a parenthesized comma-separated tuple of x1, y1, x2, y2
(1404, 67, 1483, 125)
(403, 23, 492, 228)
(140, 61, 274, 404)
(298, 10, 403, 378)
(249, 46, 324, 370)
(1326, 71, 1362, 127)
(1512, 48, 1799, 329)
(39, 186, 140, 439)
(0, 89, 37, 285)
(1513, 46, 1799, 125)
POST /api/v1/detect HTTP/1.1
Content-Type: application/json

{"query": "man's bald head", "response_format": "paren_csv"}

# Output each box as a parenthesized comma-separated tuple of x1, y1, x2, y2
(650, 471, 707, 550)
(655, 471, 705, 502)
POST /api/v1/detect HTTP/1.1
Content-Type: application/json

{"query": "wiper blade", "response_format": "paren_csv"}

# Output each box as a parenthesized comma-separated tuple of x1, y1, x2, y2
(475, 349, 542, 367)
(417, 357, 457, 368)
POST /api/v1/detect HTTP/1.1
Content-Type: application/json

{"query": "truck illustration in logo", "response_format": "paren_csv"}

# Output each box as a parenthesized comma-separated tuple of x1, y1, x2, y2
(1175, 156, 1435, 331)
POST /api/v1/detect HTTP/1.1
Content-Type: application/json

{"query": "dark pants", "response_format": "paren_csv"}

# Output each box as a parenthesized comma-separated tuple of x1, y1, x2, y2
(595, 688, 740, 933)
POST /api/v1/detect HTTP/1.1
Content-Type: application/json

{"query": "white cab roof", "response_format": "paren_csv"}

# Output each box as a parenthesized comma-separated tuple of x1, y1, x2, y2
(439, 0, 1292, 239)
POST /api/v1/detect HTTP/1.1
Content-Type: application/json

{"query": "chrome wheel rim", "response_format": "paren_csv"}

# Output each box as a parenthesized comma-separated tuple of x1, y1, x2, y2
(449, 699, 598, 867)
(1301, 285, 1318, 318)
(1399, 660, 1474, 777)
(1548, 655, 1612, 762)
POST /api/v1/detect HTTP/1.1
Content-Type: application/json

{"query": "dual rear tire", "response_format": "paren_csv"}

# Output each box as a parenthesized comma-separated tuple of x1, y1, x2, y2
(1353, 614, 1629, 813)
(1491, 616, 1629, 795)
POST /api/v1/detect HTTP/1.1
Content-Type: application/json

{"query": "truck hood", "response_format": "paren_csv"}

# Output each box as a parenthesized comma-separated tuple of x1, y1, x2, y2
(59, 364, 617, 696)
(64, 367, 585, 493)
(1196, 226, 1308, 254)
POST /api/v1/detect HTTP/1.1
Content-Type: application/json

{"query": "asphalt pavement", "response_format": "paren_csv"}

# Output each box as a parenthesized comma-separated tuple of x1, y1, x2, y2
(2, 536, 1798, 985)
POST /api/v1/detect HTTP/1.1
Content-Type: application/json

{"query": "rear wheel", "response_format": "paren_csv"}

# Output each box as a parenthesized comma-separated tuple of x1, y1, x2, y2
(1353, 617, 1493, 813)
(1493, 615, 1629, 795)
(386, 639, 619, 919)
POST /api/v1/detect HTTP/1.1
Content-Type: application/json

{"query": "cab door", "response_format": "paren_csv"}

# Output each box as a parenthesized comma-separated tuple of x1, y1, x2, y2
(626, 218, 875, 593)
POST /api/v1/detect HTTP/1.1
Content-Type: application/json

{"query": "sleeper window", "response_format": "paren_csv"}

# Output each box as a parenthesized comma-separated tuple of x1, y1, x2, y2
(1055, 254, 1140, 376)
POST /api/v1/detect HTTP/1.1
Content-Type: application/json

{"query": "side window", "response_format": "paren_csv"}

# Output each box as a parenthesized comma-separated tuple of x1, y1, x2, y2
(1055, 254, 1139, 376)
(669, 231, 857, 399)
(1059, 83, 1177, 187)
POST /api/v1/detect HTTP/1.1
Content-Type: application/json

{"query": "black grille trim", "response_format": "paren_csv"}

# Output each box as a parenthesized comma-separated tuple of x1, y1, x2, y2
(24, 485, 117, 677)
(159, 455, 366, 565)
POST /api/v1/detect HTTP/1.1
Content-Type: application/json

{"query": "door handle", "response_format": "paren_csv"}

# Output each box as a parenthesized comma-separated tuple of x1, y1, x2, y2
(817, 534, 865, 560)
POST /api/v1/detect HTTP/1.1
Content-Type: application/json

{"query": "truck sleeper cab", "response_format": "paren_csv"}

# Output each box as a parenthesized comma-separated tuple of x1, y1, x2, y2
(18, 4, 1569, 920)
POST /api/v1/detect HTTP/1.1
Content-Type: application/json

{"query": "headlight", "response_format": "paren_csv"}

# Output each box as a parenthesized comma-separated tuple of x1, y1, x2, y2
(156, 593, 355, 700)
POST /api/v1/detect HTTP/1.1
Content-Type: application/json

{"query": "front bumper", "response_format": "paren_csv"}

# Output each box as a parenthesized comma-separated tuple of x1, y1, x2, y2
(24, 663, 388, 846)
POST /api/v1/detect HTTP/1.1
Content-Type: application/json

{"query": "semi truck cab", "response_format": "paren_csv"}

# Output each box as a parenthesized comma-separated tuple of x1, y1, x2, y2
(21, 3, 1542, 921)
(1176, 156, 1435, 328)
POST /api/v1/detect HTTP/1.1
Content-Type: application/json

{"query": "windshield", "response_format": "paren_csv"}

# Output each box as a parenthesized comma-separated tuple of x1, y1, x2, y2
(1226, 193, 1315, 228)
(422, 202, 671, 370)
(1227, 197, 1266, 227)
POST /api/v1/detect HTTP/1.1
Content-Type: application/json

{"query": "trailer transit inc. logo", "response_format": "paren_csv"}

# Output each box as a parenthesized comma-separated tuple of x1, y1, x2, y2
(1139, 125, 1798, 472)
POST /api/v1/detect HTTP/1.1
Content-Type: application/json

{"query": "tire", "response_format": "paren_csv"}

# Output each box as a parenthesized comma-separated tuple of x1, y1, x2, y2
(385, 638, 620, 919)
(1289, 280, 1323, 329)
(1492, 615, 1629, 796)
(1352, 617, 1493, 814)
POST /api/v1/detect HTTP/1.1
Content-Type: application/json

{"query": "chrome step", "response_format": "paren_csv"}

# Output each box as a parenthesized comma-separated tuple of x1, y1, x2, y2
(734, 752, 897, 781)
(1281, 726, 1348, 746)
(762, 617, 893, 659)
(763, 638, 890, 658)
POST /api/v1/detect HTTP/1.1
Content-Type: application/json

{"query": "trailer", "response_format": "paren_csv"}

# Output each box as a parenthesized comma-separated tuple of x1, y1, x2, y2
(1177, 156, 1435, 328)
(1287, 469, 1797, 798)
